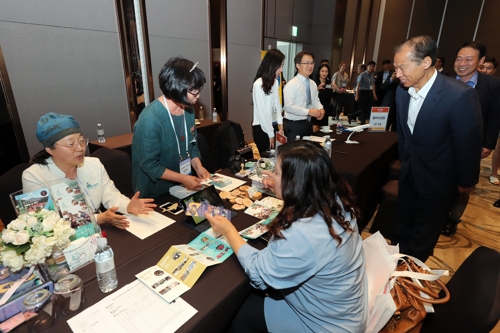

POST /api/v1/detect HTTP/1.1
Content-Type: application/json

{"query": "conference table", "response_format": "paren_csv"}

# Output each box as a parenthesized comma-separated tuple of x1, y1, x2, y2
(13, 128, 397, 333)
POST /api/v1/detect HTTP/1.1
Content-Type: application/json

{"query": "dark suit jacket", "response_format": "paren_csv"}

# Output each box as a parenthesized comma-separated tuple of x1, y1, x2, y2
(375, 70, 394, 103)
(475, 72, 500, 150)
(381, 72, 399, 109)
(396, 71, 482, 198)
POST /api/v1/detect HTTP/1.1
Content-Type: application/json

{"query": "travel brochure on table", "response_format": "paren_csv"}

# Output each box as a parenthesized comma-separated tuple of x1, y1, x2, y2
(12, 188, 55, 215)
(50, 179, 97, 239)
(136, 230, 233, 303)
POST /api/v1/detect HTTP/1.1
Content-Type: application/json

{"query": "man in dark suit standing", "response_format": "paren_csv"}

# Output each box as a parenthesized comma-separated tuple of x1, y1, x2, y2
(381, 70, 399, 131)
(393, 36, 482, 262)
(442, 41, 500, 236)
(375, 59, 393, 106)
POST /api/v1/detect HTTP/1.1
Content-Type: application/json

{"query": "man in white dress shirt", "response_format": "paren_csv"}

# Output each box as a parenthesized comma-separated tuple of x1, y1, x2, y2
(283, 51, 325, 142)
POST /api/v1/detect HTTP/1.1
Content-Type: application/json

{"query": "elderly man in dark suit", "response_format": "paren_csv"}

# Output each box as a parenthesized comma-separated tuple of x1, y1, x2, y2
(393, 36, 482, 262)
(442, 41, 500, 236)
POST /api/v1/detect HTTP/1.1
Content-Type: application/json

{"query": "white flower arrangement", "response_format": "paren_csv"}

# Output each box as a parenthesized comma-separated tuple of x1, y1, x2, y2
(0, 209, 75, 272)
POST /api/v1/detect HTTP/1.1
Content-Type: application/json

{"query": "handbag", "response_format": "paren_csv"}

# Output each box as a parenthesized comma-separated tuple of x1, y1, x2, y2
(379, 257, 450, 333)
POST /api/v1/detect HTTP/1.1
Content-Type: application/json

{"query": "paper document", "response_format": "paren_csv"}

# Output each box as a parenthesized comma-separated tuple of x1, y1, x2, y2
(67, 280, 197, 333)
(125, 211, 175, 240)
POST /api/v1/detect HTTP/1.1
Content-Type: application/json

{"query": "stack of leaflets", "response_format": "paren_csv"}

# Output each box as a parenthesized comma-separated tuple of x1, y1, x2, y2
(136, 229, 234, 303)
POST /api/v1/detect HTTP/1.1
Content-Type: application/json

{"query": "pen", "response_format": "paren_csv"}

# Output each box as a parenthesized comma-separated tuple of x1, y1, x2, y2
(333, 150, 347, 155)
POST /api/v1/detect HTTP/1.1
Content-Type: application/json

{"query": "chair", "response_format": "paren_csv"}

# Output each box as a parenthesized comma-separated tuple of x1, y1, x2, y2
(421, 246, 500, 333)
(90, 147, 134, 198)
(0, 163, 31, 226)
(369, 179, 398, 240)
(197, 133, 214, 174)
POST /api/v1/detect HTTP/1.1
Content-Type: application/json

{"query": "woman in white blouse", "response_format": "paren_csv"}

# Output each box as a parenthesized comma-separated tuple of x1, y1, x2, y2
(252, 49, 285, 153)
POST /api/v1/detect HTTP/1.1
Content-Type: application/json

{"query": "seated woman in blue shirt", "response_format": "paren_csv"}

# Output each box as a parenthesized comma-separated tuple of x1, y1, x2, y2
(205, 141, 367, 333)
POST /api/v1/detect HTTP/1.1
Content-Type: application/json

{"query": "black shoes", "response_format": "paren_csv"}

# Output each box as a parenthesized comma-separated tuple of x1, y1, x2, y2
(442, 219, 458, 237)
(494, 199, 500, 208)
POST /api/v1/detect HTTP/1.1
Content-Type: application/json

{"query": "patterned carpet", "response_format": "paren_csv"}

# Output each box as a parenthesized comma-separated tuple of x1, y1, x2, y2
(251, 142, 500, 331)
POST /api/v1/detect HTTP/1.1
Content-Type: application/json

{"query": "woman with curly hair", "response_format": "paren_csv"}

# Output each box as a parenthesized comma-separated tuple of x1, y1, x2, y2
(205, 140, 367, 333)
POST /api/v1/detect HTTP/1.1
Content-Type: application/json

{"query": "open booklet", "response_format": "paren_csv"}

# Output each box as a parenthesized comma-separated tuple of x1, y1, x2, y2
(136, 228, 234, 303)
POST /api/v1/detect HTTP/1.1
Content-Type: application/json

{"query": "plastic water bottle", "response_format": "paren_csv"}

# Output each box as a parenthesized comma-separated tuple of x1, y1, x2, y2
(95, 237, 118, 293)
(336, 119, 344, 135)
(324, 135, 332, 158)
(199, 106, 204, 121)
(97, 124, 106, 143)
(295, 135, 301, 141)
(212, 108, 218, 122)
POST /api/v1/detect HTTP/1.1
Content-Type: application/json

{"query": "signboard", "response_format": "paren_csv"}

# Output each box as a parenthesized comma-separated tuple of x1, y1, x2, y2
(369, 107, 389, 132)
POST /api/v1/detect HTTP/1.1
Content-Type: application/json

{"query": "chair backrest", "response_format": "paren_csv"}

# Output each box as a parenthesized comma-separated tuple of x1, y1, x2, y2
(90, 148, 134, 198)
(0, 163, 31, 226)
(421, 246, 500, 333)
(212, 120, 246, 170)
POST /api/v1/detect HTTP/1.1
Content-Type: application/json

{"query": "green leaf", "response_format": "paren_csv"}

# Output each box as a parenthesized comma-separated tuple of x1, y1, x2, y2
(13, 243, 31, 255)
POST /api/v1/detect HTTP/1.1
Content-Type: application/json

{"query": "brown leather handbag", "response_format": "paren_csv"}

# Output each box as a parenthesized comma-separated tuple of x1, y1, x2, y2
(379, 257, 450, 333)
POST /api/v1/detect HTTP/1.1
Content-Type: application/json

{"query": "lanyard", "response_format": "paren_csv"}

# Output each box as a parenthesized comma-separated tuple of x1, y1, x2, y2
(163, 96, 189, 160)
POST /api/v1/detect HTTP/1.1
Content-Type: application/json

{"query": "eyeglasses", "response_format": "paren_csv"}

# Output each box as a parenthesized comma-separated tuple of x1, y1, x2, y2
(299, 62, 315, 66)
(55, 139, 89, 151)
(188, 86, 204, 97)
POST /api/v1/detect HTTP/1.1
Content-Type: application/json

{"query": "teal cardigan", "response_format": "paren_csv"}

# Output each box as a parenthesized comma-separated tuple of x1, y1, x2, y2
(132, 99, 201, 198)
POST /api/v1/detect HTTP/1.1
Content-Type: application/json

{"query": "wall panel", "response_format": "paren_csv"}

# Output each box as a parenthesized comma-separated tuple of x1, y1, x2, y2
(0, 1, 129, 157)
(227, 0, 262, 141)
(145, 0, 211, 112)
(475, 0, 500, 77)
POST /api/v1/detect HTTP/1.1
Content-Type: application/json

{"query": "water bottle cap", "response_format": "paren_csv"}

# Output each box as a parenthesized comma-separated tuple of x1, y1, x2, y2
(97, 237, 108, 247)
(97, 123, 101, 126)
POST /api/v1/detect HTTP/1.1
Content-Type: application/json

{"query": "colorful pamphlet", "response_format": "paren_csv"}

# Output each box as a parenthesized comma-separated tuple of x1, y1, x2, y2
(184, 203, 231, 220)
(136, 230, 233, 303)
(12, 189, 55, 215)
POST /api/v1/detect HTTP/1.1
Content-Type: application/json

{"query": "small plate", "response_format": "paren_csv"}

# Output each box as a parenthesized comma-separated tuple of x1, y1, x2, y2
(195, 121, 201, 126)
(321, 129, 333, 133)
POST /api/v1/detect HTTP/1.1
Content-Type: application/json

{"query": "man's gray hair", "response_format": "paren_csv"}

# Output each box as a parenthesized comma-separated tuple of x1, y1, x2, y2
(395, 36, 437, 66)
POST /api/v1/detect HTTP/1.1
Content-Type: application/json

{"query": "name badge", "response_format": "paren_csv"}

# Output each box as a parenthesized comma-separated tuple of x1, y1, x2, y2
(180, 157, 191, 175)
(342, 83, 346, 88)
(272, 107, 278, 123)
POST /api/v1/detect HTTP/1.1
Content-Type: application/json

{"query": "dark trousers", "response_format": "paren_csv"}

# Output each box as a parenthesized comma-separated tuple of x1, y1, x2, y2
(358, 90, 372, 124)
(283, 118, 312, 142)
(230, 291, 268, 333)
(252, 124, 279, 154)
(334, 93, 346, 117)
(393, 168, 455, 262)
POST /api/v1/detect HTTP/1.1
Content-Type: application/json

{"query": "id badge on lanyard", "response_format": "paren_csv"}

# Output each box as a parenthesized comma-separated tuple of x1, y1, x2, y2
(180, 156, 191, 175)
(272, 106, 278, 124)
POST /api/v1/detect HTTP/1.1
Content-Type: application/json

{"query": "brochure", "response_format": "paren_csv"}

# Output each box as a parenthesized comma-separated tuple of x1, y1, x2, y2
(11, 188, 56, 215)
(136, 230, 233, 303)
(50, 180, 97, 239)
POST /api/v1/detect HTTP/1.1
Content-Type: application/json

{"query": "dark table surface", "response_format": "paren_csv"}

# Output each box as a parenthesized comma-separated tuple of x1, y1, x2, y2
(13, 131, 397, 332)
(315, 127, 398, 230)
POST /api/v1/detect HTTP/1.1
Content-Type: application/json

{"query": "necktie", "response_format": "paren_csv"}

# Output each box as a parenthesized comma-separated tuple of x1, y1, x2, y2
(305, 79, 311, 105)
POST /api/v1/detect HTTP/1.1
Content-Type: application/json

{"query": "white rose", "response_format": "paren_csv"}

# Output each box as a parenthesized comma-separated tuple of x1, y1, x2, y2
(24, 236, 52, 265)
(41, 218, 56, 232)
(8, 219, 27, 231)
(2, 229, 16, 244)
(2, 249, 26, 272)
(12, 230, 30, 245)
(18, 214, 30, 222)
(48, 211, 59, 220)
(53, 219, 75, 248)
(26, 216, 38, 229)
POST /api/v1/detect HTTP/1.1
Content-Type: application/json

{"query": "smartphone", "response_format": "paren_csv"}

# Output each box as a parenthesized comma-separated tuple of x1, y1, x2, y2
(326, 84, 332, 89)
(160, 202, 184, 215)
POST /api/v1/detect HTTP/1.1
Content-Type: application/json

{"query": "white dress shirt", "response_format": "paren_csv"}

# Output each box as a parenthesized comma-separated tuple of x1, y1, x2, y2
(252, 78, 282, 138)
(284, 74, 323, 121)
(407, 69, 438, 134)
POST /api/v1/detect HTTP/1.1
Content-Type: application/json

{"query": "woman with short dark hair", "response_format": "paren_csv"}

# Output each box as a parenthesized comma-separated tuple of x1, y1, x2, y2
(205, 140, 367, 333)
(313, 63, 333, 128)
(132, 57, 210, 197)
(252, 49, 285, 153)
